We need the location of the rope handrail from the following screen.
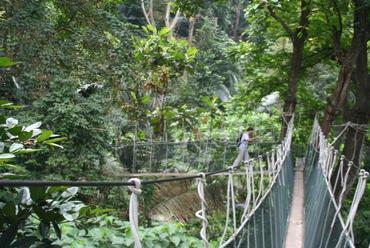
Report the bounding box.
[305,117,369,248]
[0,169,234,187]
[114,140,279,148]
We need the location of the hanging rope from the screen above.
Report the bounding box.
[328,149,338,181]
[195,173,209,248]
[240,160,253,223]
[345,170,369,242]
[331,162,352,228]
[330,122,350,146]
[255,155,264,203]
[132,123,138,172]
[335,170,369,247]
[128,178,142,248]
[149,130,153,171]
[219,166,238,247]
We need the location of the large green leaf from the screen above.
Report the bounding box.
[30,187,46,203]
[18,131,33,141]
[9,143,24,153]
[24,122,42,132]
[0,57,15,68]
[2,202,16,218]
[0,154,16,161]
[36,130,53,142]
[14,148,42,154]
[43,137,67,144]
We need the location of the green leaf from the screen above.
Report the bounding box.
[7,125,22,136]
[36,130,53,142]
[2,202,16,217]
[43,137,66,144]
[9,143,24,153]
[24,122,42,132]
[14,148,42,154]
[170,235,181,246]
[18,131,33,141]
[0,115,5,124]
[30,187,46,203]
[130,91,137,102]
[112,236,125,245]
[0,57,15,68]
[186,47,198,58]
[159,27,170,37]
[61,187,78,198]
[145,24,157,34]
[0,154,16,161]
[141,95,152,105]
[45,143,64,149]
[46,186,67,195]
[0,100,12,106]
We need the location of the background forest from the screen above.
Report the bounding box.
[0,0,369,247]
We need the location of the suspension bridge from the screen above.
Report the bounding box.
[0,117,368,248]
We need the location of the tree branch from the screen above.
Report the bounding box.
[169,10,180,30]
[149,0,156,27]
[140,0,152,25]
[165,1,171,28]
[330,0,343,59]
[266,5,294,40]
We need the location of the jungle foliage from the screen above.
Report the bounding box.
[0,0,369,247]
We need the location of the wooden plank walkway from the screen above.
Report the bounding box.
[285,159,304,248]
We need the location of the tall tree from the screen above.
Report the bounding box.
[341,2,369,197]
[264,0,311,138]
[321,0,369,135]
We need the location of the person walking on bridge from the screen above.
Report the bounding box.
[233,127,254,167]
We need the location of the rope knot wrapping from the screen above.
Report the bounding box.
[195,173,209,248]
[128,178,142,248]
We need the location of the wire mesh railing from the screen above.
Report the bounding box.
[304,118,369,248]
[223,152,294,248]
[115,140,277,173]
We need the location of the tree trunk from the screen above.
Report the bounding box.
[341,33,369,199]
[321,0,368,135]
[322,63,355,135]
[280,38,304,138]
[280,0,310,139]
[232,0,241,40]
[188,15,197,44]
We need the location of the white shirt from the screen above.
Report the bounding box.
[239,132,249,149]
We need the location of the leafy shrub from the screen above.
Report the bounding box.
[53,216,203,248]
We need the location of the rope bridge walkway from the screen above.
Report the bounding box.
[0,117,368,248]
